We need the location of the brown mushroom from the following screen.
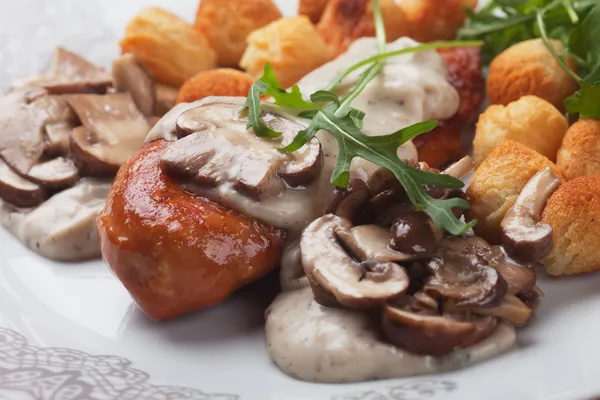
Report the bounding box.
[473,293,533,327]
[335,224,423,263]
[44,122,74,156]
[423,247,508,310]
[442,156,476,180]
[500,166,561,263]
[382,296,497,356]
[301,214,410,310]
[66,93,150,176]
[389,210,443,255]
[112,53,156,117]
[325,178,371,220]
[161,103,321,199]
[0,158,45,207]
[155,84,179,116]
[478,246,537,296]
[26,157,79,190]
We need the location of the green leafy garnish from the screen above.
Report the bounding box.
[242,0,476,234]
[460,0,600,119]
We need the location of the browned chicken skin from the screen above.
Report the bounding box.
[97,140,286,321]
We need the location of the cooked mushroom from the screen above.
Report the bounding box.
[335,224,422,263]
[382,296,497,356]
[442,156,475,180]
[66,93,150,176]
[45,122,74,156]
[26,157,79,190]
[30,95,77,157]
[301,214,410,310]
[500,167,561,263]
[112,54,156,117]
[325,178,370,220]
[42,47,113,95]
[473,294,533,327]
[155,84,179,116]
[478,246,536,295]
[161,103,322,199]
[0,91,47,174]
[441,235,491,252]
[0,158,45,207]
[423,247,508,310]
[390,210,443,255]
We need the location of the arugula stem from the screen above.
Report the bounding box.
[335,63,382,118]
[562,0,579,24]
[536,11,583,84]
[372,0,386,55]
[326,41,484,90]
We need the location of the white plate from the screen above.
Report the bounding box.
[2,1,600,399]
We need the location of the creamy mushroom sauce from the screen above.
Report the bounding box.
[1,179,111,260]
[150,38,515,382]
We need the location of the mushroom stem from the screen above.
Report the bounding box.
[442,156,475,179]
[474,294,533,327]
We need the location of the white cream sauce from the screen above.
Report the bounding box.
[266,288,516,383]
[0,179,110,261]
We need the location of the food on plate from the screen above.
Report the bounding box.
[467,140,562,244]
[241,16,333,88]
[472,96,569,165]
[317,0,407,56]
[401,0,477,43]
[557,119,600,181]
[120,7,216,87]
[0,48,153,260]
[177,69,254,104]
[194,0,281,67]
[97,139,285,321]
[299,0,329,23]
[155,84,179,116]
[486,39,578,111]
[542,175,600,276]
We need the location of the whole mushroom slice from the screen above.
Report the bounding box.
[473,293,533,327]
[162,103,322,200]
[112,54,156,117]
[382,296,497,356]
[335,224,424,263]
[500,167,561,263]
[66,93,150,177]
[424,248,508,310]
[26,157,79,190]
[301,214,410,310]
[0,158,45,207]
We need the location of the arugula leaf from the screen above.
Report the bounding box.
[244,75,282,138]
[259,63,314,109]
[565,82,600,118]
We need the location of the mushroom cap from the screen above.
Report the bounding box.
[542,175,600,276]
[382,296,497,356]
[325,178,371,220]
[0,158,45,208]
[466,140,562,244]
[301,214,410,310]
[500,167,561,263]
[26,157,79,190]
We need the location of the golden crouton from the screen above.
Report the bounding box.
[557,119,600,181]
[241,16,333,88]
[466,140,563,244]
[177,69,254,104]
[487,39,578,110]
[542,175,600,276]
[120,7,216,87]
[317,0,408,56]
[401,0,477,42]
[472,96,569,165]
[194,0,282,67]
[299,0,330,23]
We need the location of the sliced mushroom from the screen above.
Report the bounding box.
[441,235,491,252]
[473,294,533,327]
[112,53,156,117]
[45,122,74,156]
[442,156,475,179]
[0,91,47,174]
[301,214,410,310]
[325,178,370,220]
[162,103,321,200]
[26,157,79,190]
[0,158,45,207]
[500,167,561,263]
[66,93,150,176]
[423,247,508,310]
[389,210,443,255]
[478,246,537,295]
[42,47,113,95]
[155,84,179,116]
[336,224,422,263]
[29,95,77,157]
[382,296,497,356]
